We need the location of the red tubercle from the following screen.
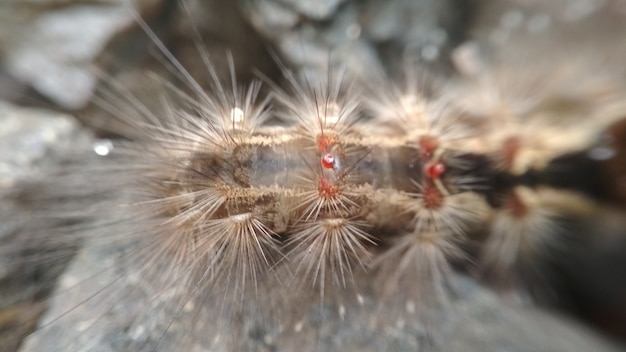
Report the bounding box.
[316,134,339,154]
[425,162,446,180]
[321,153,336,169]
[505,190,528,218]
[502,136,521,171]
[418,135,439,160]
[422,181,443,209]
[318,177,340,199]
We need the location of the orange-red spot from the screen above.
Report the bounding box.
[502,136,521,170]
[423,181,443,209]
[321,153,335,169]
[418,135,439,160]
[506,191,528,218]
[425,162,445,179]
[316,134,338,154]
[318,177,340,199]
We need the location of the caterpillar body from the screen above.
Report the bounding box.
[8,64,622,351]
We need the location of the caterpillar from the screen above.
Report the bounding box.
[3,1,626,351]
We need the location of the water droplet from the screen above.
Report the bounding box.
[231,107,245,125]
[93,139,113,156]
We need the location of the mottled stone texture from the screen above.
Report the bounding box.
[0,101,91,352]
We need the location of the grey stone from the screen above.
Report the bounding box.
[0,0,159,109]
[241,0,462,82]
[20,242,620,352]
[276,0,346,20]
[0,100,92,352]
[0,101,84,187]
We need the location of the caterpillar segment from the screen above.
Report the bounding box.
[11,70,622,351]
[138,82,502,301]
[445,42,626,293]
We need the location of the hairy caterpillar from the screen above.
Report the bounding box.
[3,1,626,351]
